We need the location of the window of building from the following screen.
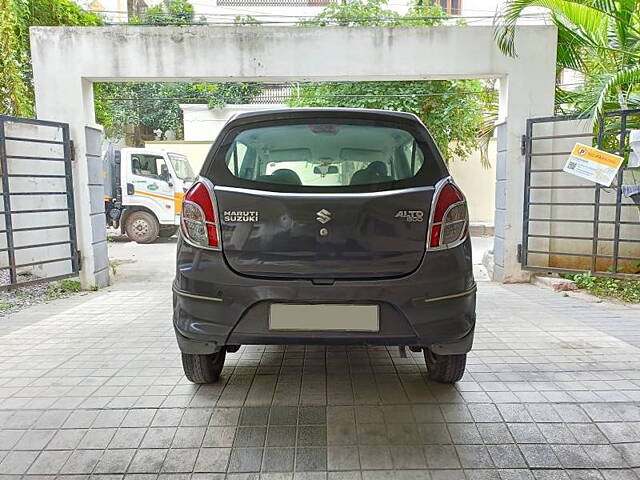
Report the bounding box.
[434,0,461,15]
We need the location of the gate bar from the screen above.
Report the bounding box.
[0,120,17,284]
[62,123,79,274]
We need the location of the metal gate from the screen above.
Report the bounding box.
[521,109,640,279]
[0,116,79,288]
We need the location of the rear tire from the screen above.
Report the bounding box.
[181,350,226,384]
[159,226,179,238]
[424,349,466,383]
[125,211,160,244]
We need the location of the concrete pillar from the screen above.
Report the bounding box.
[493,122,509,281]
[85,126,109,287]
[493,62,556,282]
[32,77,108,288]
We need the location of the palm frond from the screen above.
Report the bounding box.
[595,65,640,117]
[579,66,640,119]
[495,0,609,56]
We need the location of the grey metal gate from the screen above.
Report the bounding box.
[0,116,79,288]
[521,109,640,279]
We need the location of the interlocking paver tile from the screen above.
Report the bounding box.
[327,446,359,471]
[508,424,547,444]
[234,426,267,447]
[389,445,426,469]
[141,427,177,448]
[519,444,562,468]
[60,449,103,474]
[127,448,167,473]
[93,449,136,474]
[262,447,295,472]
[13,429,55,450]
[180,408,213,427]
[239,407,269,426]
[423,445,460,469]
[0,450,39,474]
[78,428,117,449]
[108,427,147,449]
[27,449,72,474]
[448,422,483,444]
[161,448,199,472]
[228,447,263,472]
[358,445,392,470]
[171,426,206,448]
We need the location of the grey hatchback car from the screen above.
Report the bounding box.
[173,108,476,384]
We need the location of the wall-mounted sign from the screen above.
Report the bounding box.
[563,143,624,187]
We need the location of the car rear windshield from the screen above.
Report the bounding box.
[223,123,426,187]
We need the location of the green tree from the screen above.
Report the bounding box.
[494,0,640,118]
[292,0,494,162]
[300,0,446,27]
[132,0,195,24]
[288,81,488,162]
[0,0,101,116]
[95,82,262,144]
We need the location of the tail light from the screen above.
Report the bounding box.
[181,181,220,249]
[428,180,468,249]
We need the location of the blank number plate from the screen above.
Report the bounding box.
[269,304,379,332]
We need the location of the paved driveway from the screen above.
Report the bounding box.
[0,238,639,479]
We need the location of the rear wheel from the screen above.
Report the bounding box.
[424,349,466,383]
[181,350,226,384]
[159,226,179,238]
[125,211,159,244]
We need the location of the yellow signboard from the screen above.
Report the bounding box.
[563,143,624,186]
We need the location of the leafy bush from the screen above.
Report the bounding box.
[45,278,82,300]
[568,272,640,303]
[1,0,102,116]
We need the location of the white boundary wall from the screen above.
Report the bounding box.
[30,25,557,286]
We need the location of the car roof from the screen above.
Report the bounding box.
[226,107,421,125]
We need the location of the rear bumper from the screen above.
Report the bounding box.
[173,236,476,353]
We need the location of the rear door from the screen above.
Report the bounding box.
[205,114,447,280]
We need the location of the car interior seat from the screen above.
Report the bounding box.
[350,161,394,185]
[256,168,303,185]
[271,169,302,185]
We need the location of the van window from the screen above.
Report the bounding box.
[223,124,425,187]
[168,153,196,181]
[131,154,168,181]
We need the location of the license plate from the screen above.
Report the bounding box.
[269,304,379,332]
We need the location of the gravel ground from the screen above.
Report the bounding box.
[0,272,84,316]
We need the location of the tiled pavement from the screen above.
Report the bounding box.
[1,244,640,479]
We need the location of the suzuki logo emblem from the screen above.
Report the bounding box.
[316,209,332,224]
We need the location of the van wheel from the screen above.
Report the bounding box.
[159,226,179,238]
[125,211,159,244]
[181,351,226,384]
[424,349,466,383]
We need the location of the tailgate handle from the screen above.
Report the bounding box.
[312,278,335,286]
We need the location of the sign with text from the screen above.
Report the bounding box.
[563,143,624,187]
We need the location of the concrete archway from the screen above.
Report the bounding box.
[30,25,557,287]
